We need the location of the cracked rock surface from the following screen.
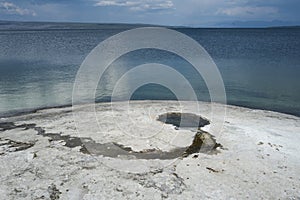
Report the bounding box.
[0,101,300,199]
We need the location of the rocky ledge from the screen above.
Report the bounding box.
[0,101,299,199]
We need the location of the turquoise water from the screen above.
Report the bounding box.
[0,23,299,116]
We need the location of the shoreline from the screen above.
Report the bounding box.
[1,99,299,119]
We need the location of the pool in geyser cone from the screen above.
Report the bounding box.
[0,111,219,159]
[0,23,299,117]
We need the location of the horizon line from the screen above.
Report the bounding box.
[0,19,299,29]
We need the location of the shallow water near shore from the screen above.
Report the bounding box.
[0,23,300,116]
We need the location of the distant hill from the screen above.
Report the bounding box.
[0,20,163,31]
[0,20,299,30]
[215,20,300,28]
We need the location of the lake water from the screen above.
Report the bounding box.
[0,23,299,117]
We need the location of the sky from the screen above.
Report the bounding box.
[0,0,299,27]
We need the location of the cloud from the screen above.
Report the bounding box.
[0,2,36,16]
[0,0,298,27]
[94,0,174,11]
[216,6,278,18]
